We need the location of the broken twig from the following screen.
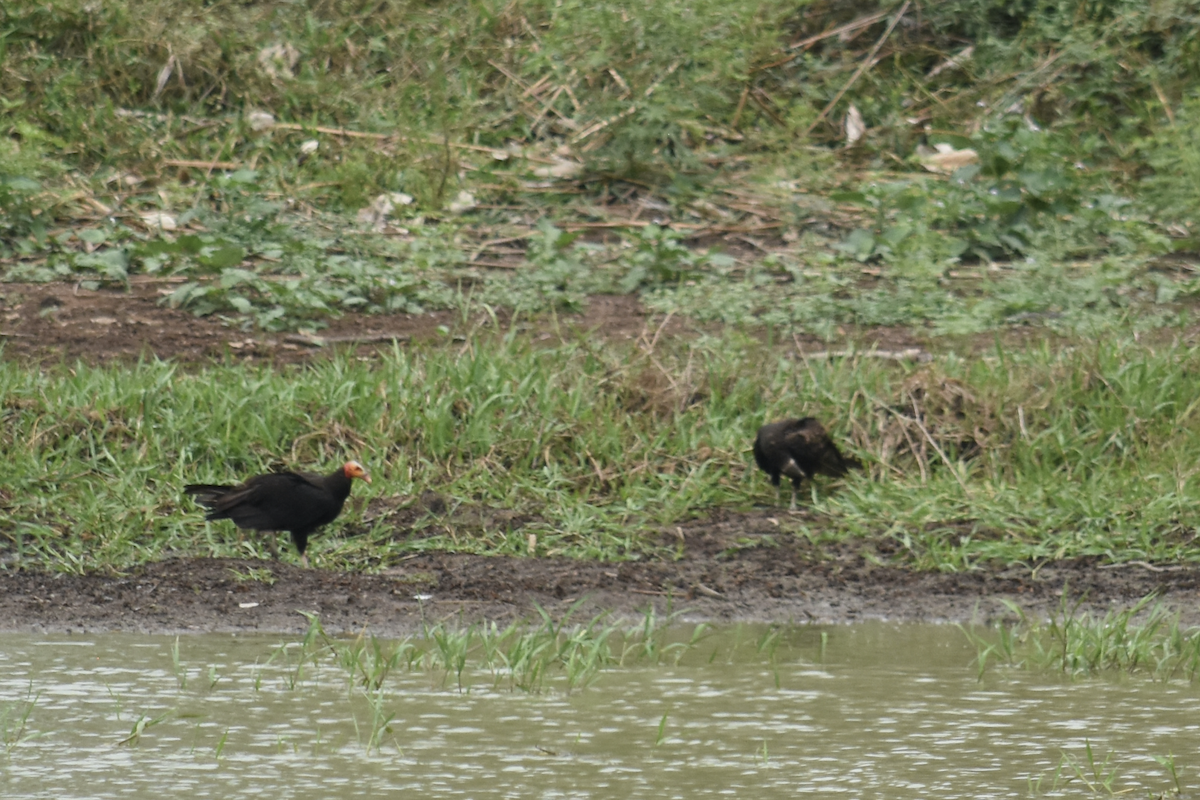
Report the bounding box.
[804,0,912,138]
[283,332,412,348]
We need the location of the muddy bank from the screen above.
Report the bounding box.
[2,511,1197,636]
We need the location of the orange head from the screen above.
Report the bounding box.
[343,461,372,484]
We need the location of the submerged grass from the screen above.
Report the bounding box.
[277,602,708,697]
[0,684,41,754]
[235,604,712,752]
[964,592,1200,682]
[3,330,1200,572]
[1027,739,1185,798]
[3,618,1193,794]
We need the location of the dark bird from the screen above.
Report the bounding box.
[185,461,371,567]
[753,418,860,510]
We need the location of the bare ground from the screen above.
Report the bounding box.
[0,279,925,363]
[2,510,1198,636]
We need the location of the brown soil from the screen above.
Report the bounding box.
[0,281,698,363]
[2,510,1197,636]
[0,280,926,363]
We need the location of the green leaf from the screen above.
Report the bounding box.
[200,246,247,269]
[228,169,258,185]
[78,229,108,245]
[165,281,202,308]
[829,191,868,205]
[137,240,184,256]
[219,268,257,288]
[176,235,205,254]
[834,228,876,261]
[2,177,40,192]
[951,164,981,183]
[880,223,913,248]
[945,237,969,258]
[141,254,169,273]
[73,249,129,280]
[1018,169,1065,197]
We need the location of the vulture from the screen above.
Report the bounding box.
[185,461,371,567]
[753,418,860,509]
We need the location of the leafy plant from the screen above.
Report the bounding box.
[834,124,1171,266]
[1138,94,1200,234]
[483,221,608,312]
[619,224,734,292]
[161,237,453,331]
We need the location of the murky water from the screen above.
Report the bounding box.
[0,623,1196,798]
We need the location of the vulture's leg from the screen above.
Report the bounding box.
[259,531,280,560]
[789,475,805,511]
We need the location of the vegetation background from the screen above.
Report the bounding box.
[4,0,1200,573]
[3,0,1200,332]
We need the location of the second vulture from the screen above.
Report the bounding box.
[753,418,860,509]
[185,461,371,567]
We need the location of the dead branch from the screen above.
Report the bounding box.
[571,105,639,144]
[269,121,556,163]
[905,391,972,496]
[789,9,892,51]
[162,158,242,170]
[283,332,412,348]
[804,0,912,138]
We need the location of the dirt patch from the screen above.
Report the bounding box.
[0,281,694,364]
[2,510,1197,636]
[0,278,453,364]
[0,280,927,364]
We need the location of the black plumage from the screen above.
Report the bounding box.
[185,461,370,567]
[753,418,859,509]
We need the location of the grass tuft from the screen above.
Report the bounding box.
[964,591,1200,681]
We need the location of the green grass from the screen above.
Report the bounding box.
[240,605,713,752]
[0,685,41,753]
[3,0,1200,335]
[965,592,1200,681]
[3,330,1200,573]
[282,602,705,698]
[1028,739,1182,797]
